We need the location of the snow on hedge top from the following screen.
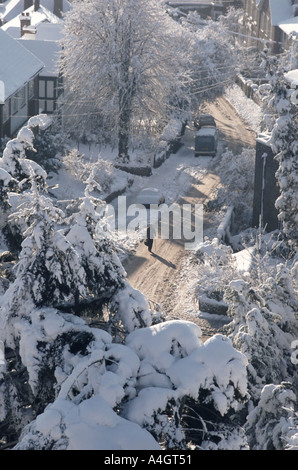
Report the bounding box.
[0,28,43,100]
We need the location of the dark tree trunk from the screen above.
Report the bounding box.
[117,26,134,163]
[118,111,130,163]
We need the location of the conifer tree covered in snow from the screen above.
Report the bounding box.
[245,382,298,450]
[0,122,48,252]
[60,0,190,161]
[0,126,46,191]
[0,121,254,450]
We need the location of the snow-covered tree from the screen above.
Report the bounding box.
[224,260,298,402]
[109,281,160,341]
[260,51,298,249]
[0,126,46,190]
[178,12,241,109]
[0,169,17,219]
[7,191,87,310]
[11,321,249,450]
[64,193,126,309]
[245,382,298,450]
[61,0,190,161]
[0,125,48,252]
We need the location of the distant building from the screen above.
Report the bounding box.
[166,0,242,20]
[1,0,66,116]
[242,0,298,54]
[1,1,64,39]
[17,23,64,114]
[0,0,70,25]
[0,28,43,140]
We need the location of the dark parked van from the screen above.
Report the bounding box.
[194,113,216,130]
[195,126,218,157]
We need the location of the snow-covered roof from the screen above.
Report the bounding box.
[259,0,298,37]
[269,0,293,26]
[278,16,298,36]
[17,38,60,76]
[0,28,44,100]
[0,0,71,23]
[35,21,64,41]
[0,0,23,24]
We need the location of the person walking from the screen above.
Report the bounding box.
[145,225,155,253]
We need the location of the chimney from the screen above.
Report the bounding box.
[24,0,33,10]
[34,0,40,11]
[23,24,37,37]
[20,12,31,37]
[53,0,63,18]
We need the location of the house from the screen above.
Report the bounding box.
[17,23,64,114]
[17,37,62,114]
[166,0,242,20]
[243,0,298,53]
[0,0,70,26]
[1,0,66,115]
[1,1,64,39]
[0,27,44,140]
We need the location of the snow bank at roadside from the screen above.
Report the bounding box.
[225,84,262,133]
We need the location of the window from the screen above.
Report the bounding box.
[47,81,54,98]
[39,80,56,99]
[2,100,9,122]
[46,100,54,112]
[39,80,46,98]
[39,99,46,112]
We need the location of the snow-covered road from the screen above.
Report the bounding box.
[123,96,257,340]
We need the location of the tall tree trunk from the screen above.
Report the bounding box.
[118,107,130,163]
[117,25,133,163]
